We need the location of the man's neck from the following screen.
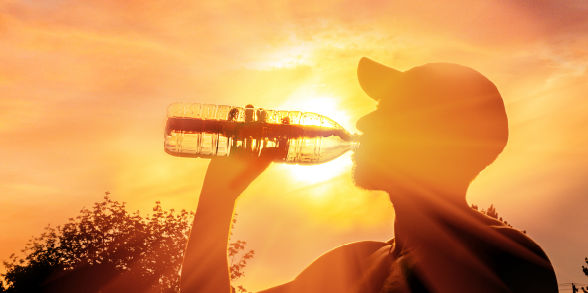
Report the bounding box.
[388,185,473,249]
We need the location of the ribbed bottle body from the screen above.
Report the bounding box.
[164,103,357,165]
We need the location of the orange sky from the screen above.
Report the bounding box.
[1,0,587,290]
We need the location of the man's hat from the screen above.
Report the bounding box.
[357,57,509,150]
[357,57,404,101]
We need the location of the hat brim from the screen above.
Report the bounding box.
[357,57,403,101]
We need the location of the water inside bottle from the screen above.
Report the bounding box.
[164,103,357,164]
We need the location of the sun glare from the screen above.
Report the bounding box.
[277,89,355,188]
[280,152,353,185]
[279,88,353,131]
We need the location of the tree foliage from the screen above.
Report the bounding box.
[1,195,254,293]
[470,203,524,232]
[574,257,588,293]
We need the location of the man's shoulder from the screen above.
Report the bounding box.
[469,212,548,260]
[258,240,392,293]
[334,240,392,255]
[290,240,391,292]
[490,223,549,263]
[299,240,390,274]
[490,224,546,258]
[484,224,558,292]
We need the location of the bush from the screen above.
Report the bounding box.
[1,194,253,292]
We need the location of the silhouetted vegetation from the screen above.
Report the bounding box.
[583,257,588,277]
[573,257,588,293]
[0,194,253,293]
[470,203,525,233]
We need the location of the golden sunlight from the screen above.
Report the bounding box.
[281,152,353,186]
[280,87,353,131]
[246,43,313,69]
[277,88,356,187]
[3,1,587,291]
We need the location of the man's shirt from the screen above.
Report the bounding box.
[259,211,558,293]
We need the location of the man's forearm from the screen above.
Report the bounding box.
[180,191,236,292]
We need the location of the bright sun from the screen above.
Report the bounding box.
[278,89,355,186]
[279,88,353,130]
[281,152,353,185]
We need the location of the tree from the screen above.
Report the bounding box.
[584,257,588,277]
[575,257,588,293]
[1,194,254,293]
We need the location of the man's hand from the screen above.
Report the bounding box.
[202,148,275,201]
[202,147,279,201]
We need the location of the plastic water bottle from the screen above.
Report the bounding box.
[163,103,359,164]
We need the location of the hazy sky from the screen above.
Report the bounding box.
[1,0,587,291]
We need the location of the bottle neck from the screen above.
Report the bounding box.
[350,141,360,152]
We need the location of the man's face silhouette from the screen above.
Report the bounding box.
[352,58,508,196]
[352,100,402,192]
[352,95,446,193]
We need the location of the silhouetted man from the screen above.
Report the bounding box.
[180,58,558,292]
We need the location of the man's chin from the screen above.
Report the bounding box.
[352,163,381,191]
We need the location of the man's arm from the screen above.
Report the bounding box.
[179,184,236,292]
[180,152,273,292]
